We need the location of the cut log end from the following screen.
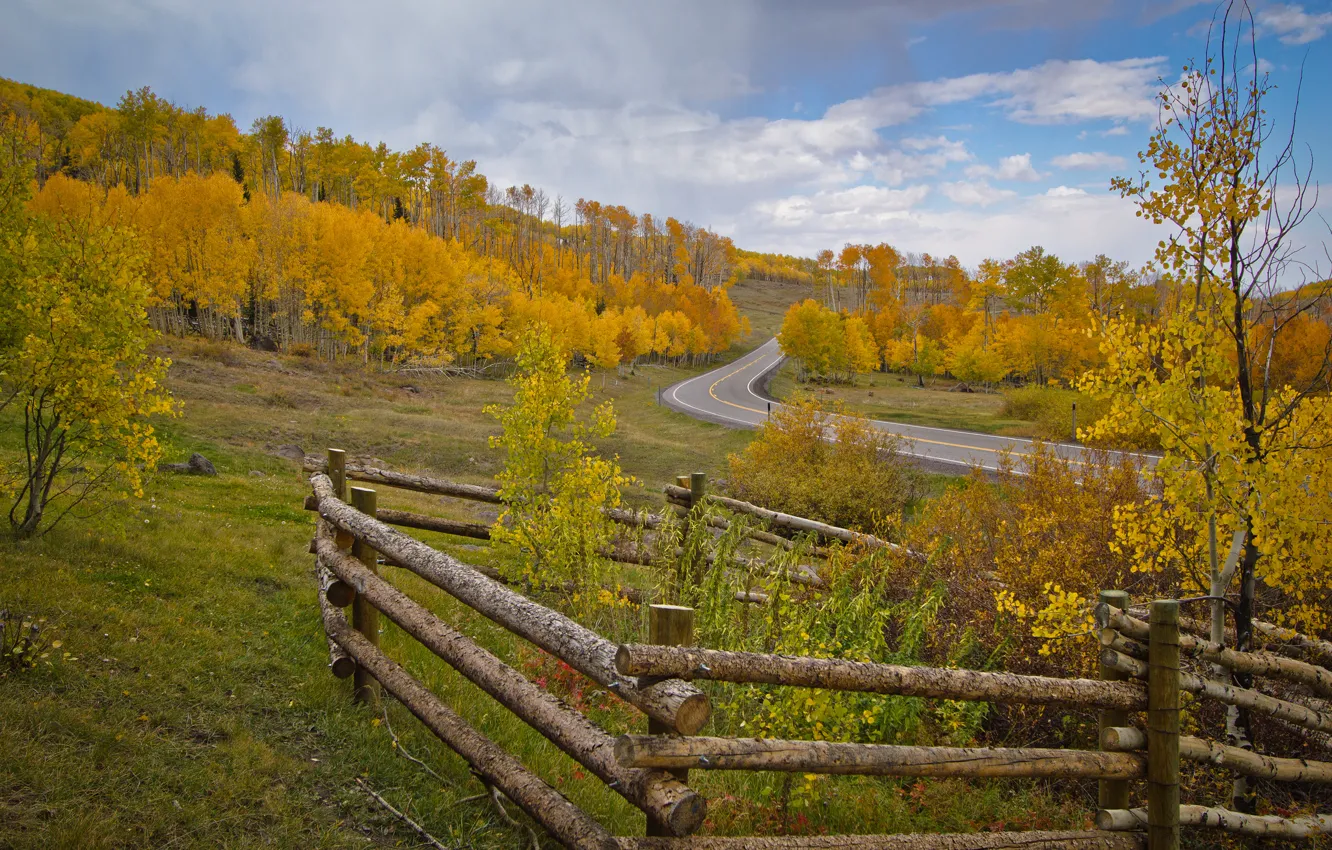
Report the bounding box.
[329,655,357,679]
[674,693,711,736]
[326,580,356,608]
[660,792,707,837]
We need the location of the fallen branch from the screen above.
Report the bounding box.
[355,777,454,850]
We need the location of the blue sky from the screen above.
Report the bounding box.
[3,0,1329,272]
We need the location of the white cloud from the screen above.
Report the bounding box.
[939,180,1017,206]
[966,153,1043,182]
[1257,4,1332,44]
[741,187,1162,267]
[752,184,932,230]
[1052,151,1127,170]
[1045,186,1088,197]
[830,57,1165,132]
[1102,125,1131,136]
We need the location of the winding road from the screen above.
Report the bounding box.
[662,337,1155,474]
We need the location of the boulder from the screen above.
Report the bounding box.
[160,453,218,476]
[275,444,305,463]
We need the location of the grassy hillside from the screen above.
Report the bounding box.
[0,320,1082,847]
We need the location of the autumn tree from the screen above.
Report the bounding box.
[485,327,631,589]
[0,166,175,539]
[1088,2,1331,808]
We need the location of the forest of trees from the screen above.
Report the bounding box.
[0,78,747,370]
[778,241,1330,391]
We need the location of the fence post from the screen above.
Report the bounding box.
[647,604,695,837]
[689,472,707,513]
[1097,590,1131,812]
[1147,599,1180,850]
[328,448,353,548]
[351,486,381,706]
[1071,402,1078,442]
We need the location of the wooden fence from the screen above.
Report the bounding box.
[304,450,1332,849]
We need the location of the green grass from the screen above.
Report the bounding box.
[727,277,814,341]
[767,361,1042,437]
[0,332,1086,847]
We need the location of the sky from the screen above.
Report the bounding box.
[3,0,1330,272]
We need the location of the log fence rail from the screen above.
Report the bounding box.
[305,449,1332,849]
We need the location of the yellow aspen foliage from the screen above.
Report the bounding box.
[2,170,176,538]
[485,327,632,588]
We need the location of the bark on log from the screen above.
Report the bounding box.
[1105,609,1332,697]
[317,541,704,835]
[664,485,922,560]
[305,457,669,536]
[316,563,356,678]
[1102,725,1332,784]
[618,832,1144,849]
[1252,619,1332,669]
[615,645,1146,711]
[312,475,710,734]
[613,735,1144,779]
[1101,648,1332,734]
[1097,805,1332,838]
[304,457,504,504]
[376,508,493,541]
[319,554,356,607]
[317,598,618,850]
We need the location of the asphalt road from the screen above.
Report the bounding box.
[662,337,1155,474]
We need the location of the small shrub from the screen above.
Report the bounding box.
[1,609,55,676]
[999,386,1109,443]
[287,342,315,358]
[727,395,922,534]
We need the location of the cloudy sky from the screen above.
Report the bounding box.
[4,0,1330,269]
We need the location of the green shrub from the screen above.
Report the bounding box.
[999,386,1107,442]
[727,396,922,534]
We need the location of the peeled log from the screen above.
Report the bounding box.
[619,832,1144,849]
[1104,609,1332,697]
[1101,725,1332,784]
[304,457,503,504]
[317,599,618,850]
[664,485,921,560]
[616,644,1146,711]
[1098,805,1332,838]
[318,541,704,835]
[1101,648,1332,734]
[614,735,1144,779]
[312,474,709,734]
[316,564,356,678]
[375,507,492,541]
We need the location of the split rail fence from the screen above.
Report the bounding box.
[304,449,1332,849]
